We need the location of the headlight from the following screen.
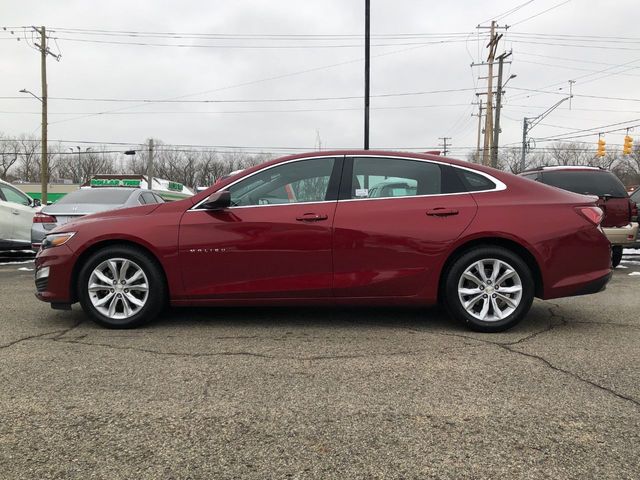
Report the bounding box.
[42,232,76,250]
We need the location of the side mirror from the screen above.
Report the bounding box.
[201,191,231,210]
[32,198,42,207]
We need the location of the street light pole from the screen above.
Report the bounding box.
[520,96,571,172]
[39,26,48,205]
[364,0,370,150]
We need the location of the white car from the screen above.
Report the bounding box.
[0,179,38,250]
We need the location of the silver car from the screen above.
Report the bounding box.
[31,188,164,248]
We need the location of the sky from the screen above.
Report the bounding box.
[1,0,639,159]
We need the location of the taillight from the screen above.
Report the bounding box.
[630,200,638,220]
[33,212,57,223]
[576,206,603,226]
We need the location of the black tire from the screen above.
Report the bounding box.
[443,246,535,333]
[77,245,166,328]
[611,246,623,268]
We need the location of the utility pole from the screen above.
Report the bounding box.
[147,139,154,192]
[438,137,451,156]
[39,26,48,205]
[472,100,484,162]
[473,21,508,166]
[483,21,497,166]
[520,118,529,173]
[364,0,370,150]
[491,51,513,168]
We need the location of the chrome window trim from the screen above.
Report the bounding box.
[188,154,507,212]
[345,154,507,198]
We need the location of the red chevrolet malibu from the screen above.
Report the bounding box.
[35,151,611,332]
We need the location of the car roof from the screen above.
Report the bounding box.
[522,165,605,173]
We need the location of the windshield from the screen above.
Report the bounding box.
[542,171,628,198]
[631,189,640,203]
[55,188,135,205]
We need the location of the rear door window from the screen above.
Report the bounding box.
[349,157,442,199]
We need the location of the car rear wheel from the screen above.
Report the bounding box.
[444,246,534,332]
[611,246,623,268]
[77,245,166,328]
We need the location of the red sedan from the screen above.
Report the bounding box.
[35,151,611,332]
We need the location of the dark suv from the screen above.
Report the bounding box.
[520,166,638,267]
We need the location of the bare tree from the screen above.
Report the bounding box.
[0,134,19,180]
[56,147,114,183]
[15,135,41,182]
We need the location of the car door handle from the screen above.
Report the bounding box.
[11,210,20,215]
[296,213,328,222]
[426,208,459,217]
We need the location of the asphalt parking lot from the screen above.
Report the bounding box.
[1,251,639,479]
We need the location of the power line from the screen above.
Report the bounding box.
[509,0,572,27]
[48,36,471,49]
[0,102,473,115]
[4,87,479,105]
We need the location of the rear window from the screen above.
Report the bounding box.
[56,188,135,205]
[457,169,496,191]
[541,171,628,198]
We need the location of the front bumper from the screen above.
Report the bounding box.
[603,222,638,246]
[34,244,76,304]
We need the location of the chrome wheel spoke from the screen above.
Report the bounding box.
[94,291,114,307]
[459,287,482,296]
[478,297,490,319]
[107,295,119,317]
[107,261,119,281]
[491,297,504,319]
[121,296,131,317]
[464,293,484,310]
[497,285,521,294]
[127,283,148,292]
[475,261,489,283]
[496,293,517,309]
[119,260,131,282]
[126,269,144,285]
[125,292,145,307]
[88,283,108,293]
[93,270,113,286]
[496,269,516,286]
[462,271,483,287]
[490,259,501,282]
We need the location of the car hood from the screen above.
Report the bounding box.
[50,203,161,233]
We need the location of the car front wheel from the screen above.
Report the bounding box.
[444,246,534,332]
[77,245,166,328]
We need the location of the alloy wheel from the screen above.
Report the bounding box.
[457,258,523,322]
[88,258,149,320]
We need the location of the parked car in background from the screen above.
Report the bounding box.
[519,166,638,267]
[35,151,612,333]
[31,187,164,249]
[0,178,39,250]
[629,188,640,249]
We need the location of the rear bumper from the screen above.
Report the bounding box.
[572,271,612,297]
[603,222,638,246]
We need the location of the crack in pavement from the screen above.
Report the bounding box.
[0,318,84,351]
[432,306,640,409]
[49,336,480,361]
